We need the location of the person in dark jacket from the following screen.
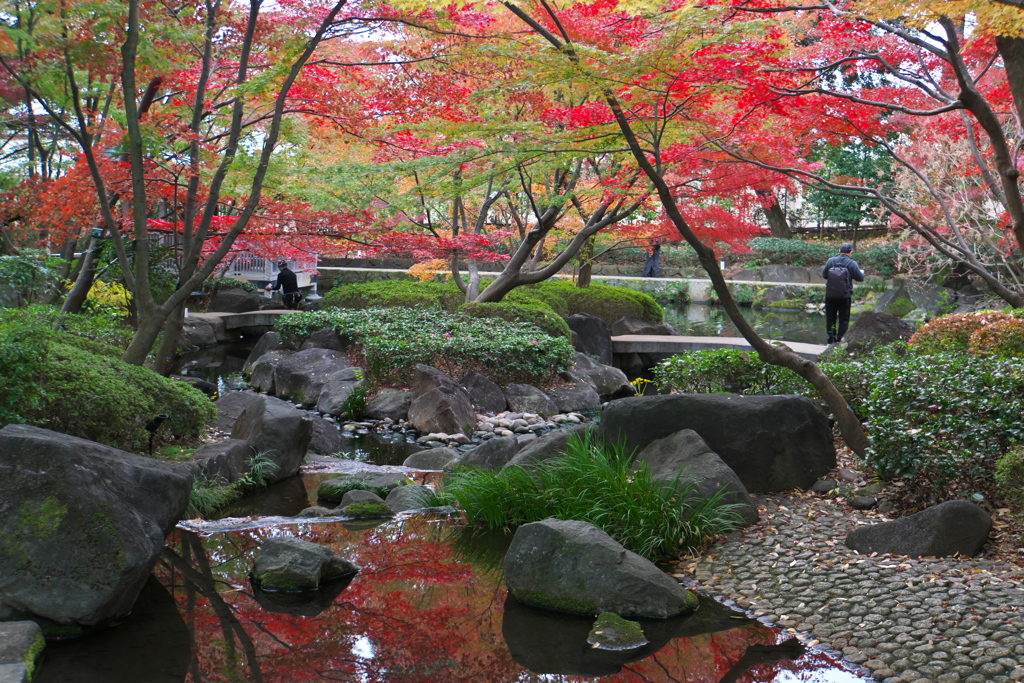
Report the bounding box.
[821,243,865,344]
[642,240,661,277]
[265,261,301,309]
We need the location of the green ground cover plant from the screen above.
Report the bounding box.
[652,337,1024,499]
[317,477,397,502]
[275,306,574,385]
[0,307,214,451]
[432,432,742,559]
[187,453,278,518]
[322,279,663,327]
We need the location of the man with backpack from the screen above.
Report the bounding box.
[265,260,302,309]
[821,243,865,344]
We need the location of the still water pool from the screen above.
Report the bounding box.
[38,472,867,683]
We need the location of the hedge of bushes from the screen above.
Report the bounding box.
[652,308,1024,503]
[275,306,575,385]
[747,237,901,277]
[0,307,215,452]
[322,279,663,328]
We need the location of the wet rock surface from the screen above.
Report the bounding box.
[689,494,1024,683]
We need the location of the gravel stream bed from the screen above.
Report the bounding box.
[683,494,1024,683]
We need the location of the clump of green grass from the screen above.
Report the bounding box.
[433,433,742,559]
[186,452,278,518]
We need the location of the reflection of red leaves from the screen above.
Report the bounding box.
[158,517,854,683]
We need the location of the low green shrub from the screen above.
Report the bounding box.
[434,432,743,558]
[275,307,574,385]
[652,349,798,395]
[748,238,900,277]
[967,317,1024,358]
[0,307,214,450]
[30,342,216,451]
[908,310,1013,354]
[201,277,259,294]
[995,445,1024,511]
[323,280,464,311]
[0,314,48,424]
[594,277,691,304]
[510,281,662,324]
[652,344,1024,495]
[458,300,571,340]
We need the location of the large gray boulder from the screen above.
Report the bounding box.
[403,447,460,470]
[339,489,386,508]
[634,430,757,526]
[410,364,461,397]
[759,265,810,284]
[208,287,264,313]
[308,418,345,456]
[0,621,44,683]
[243,331,296,375]
[385,484,433,512]
[231,396,313,483]
[454,436,521,471]
[364,389,412,421]
[460,372,507,414]
[191,439,253,485]
[407,384,476,435]
[214,390,261,432]
[566,313,613,365]
[546,381,601,414]
[841,311,914,357]
[600,394,834,493]
[299,328,349,352]
[251,536,359,592]
[247,350,293,394]
[569,353,632,400]
[0,425,192,635]
[178,319,217,352]
[503,519,698,618]
[845,500,992,558]
[504,384,557,417]
[610,317,677,337]
[274,348,352,407]
[315,368,364,416]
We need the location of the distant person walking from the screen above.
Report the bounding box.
[642,240,661,278]
[821,243,865,344]
[265,261,302,309]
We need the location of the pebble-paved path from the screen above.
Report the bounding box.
[686,495,1024,683]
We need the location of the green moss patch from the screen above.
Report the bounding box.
[341,502,394,518]
[587,612,649,651]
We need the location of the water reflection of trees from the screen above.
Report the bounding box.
[155,517,855,682]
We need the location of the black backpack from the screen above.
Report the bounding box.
[825,263,852,298]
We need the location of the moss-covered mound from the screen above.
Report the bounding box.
[0,307,214,452]
[321,279,662,328]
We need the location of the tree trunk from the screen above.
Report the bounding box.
[755,189,793,239]
[154,302,185,376]
[121,305,166,366]
[60,240,100,314]
[576,236,594,287]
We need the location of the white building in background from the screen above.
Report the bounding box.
[224,253,319,295]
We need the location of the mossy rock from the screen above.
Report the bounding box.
[883,296,915,318]
[341,501,394,518]
[587,612,649,651]
[316,477,391,502]
[764,298,808,310]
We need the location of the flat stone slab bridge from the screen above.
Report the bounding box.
[188,310,827,361]
[612,335,827,361]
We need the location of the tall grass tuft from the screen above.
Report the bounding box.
[435,432,743,559]
[186,452,278,519]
